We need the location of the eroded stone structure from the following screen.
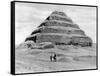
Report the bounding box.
[25,11,92,47]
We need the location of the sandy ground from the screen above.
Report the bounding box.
[15,45,97,74]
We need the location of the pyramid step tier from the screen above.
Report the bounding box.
[31,27,85,36]
[50,14,72,20]
[39,20,79,29]
[25,34,92,46]
[39,26,80,30]
[46,15,73,23]
[29,33,86,38]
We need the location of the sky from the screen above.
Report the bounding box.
[15,2,97,45]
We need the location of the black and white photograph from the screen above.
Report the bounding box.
[11,1,98,75]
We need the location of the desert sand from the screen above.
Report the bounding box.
[15,44,96,74]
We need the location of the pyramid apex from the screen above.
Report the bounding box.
[51,11,66,16]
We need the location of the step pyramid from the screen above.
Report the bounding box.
[25,11,92,47]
